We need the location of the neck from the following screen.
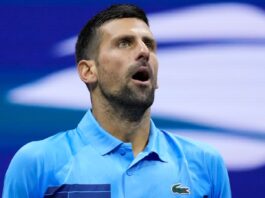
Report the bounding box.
[91,97,151,157]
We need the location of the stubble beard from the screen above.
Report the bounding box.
[98,82,155,122]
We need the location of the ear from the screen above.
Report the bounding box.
[77,60,97,84]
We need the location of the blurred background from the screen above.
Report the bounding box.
[1,0,265,197]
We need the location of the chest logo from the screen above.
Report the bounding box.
[171,183,190,195]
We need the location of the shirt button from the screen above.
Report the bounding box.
[126,170,133,176]
[119,149,126,156]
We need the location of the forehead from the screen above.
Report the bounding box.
[99,18,154,40]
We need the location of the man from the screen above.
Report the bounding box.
[3,4,231,198]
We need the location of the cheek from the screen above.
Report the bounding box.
[98,50,126,71]
[97,53,126,86]
[151,55,159,76]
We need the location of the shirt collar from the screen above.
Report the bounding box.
[77,110,122,155]
[77,110,169,162]
[143,120,169,163]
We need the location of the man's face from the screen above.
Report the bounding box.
[94,18,158,110]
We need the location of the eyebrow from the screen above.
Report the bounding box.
[112,35,157,47]
[112,35,134,42]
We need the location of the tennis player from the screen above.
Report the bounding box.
[3,4,231,198]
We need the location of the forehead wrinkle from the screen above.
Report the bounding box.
[100,18,152,37]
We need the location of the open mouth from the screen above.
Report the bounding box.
[132,68,150,82]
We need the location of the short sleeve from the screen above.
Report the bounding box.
[3,142,42,198]
[207,150,232,198]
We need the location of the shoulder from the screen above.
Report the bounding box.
[159,131,231,197]
[5,129,79,180]
[17,130,74,159]
[3,129,78,197]
[3,131,75,197]
[160,130,229,182]
[160,130,224,163]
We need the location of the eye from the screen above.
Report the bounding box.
[144,39,156,51]
[118,38,132,48]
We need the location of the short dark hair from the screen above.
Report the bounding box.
[75,4,149,63]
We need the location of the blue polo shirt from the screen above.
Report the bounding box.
[3,110,231,198]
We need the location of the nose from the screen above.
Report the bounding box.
[136,40,150,62]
